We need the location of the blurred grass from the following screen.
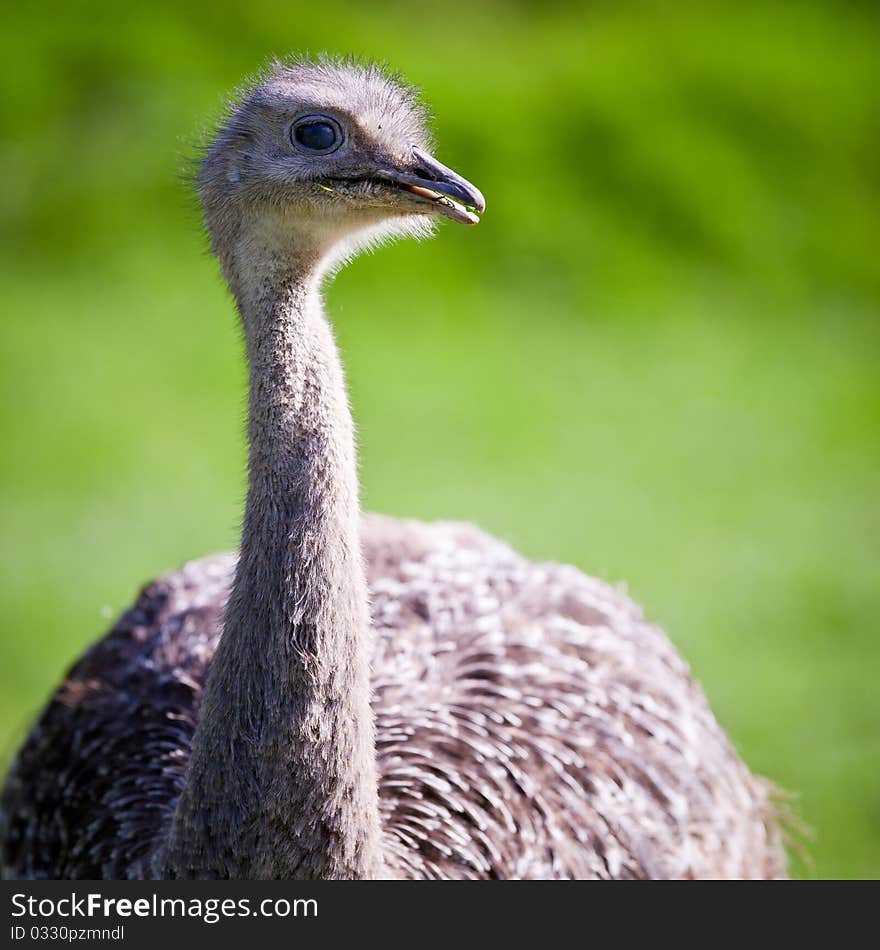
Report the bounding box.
[1,0,878,878]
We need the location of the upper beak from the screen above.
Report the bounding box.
[377,146,486,225]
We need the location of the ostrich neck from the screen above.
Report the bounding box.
[163,241,385,879]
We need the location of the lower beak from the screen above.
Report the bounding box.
[378,146,486,225]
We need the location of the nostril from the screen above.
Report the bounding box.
[411,146,446,182]
[410,152,438,182]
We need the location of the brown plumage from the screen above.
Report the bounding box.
[1,59,786,880]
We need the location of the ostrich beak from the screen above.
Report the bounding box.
[376,146,486,225]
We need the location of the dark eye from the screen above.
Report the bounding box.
[292,117,342,153]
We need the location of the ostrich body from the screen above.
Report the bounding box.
[1,60,786,880]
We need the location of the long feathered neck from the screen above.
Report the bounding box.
[163,225,385,879]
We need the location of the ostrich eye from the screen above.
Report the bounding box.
[292,117,342,153]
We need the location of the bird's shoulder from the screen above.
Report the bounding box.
[0,555,235,879]
[360,515,768,879]
[362,512,680,679]
[11,515,672,735]
[5,516,670,772]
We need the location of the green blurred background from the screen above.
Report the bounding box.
[1,0,878,878]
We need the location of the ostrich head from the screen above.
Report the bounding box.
[199,58,485,278]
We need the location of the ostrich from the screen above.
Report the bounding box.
[1,58,786,880]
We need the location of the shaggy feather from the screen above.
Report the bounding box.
[1,517,785,879]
